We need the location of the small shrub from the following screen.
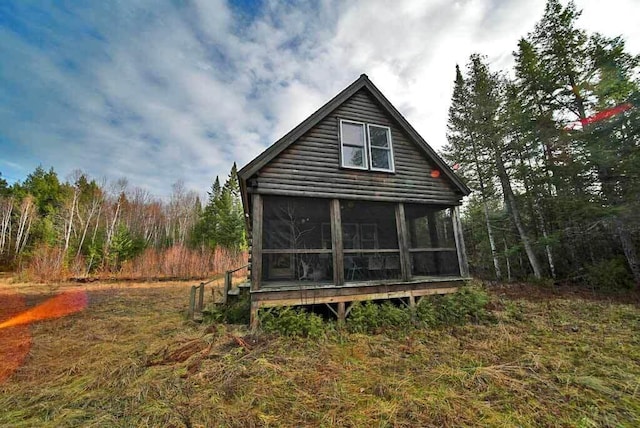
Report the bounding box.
[204,295,251,324]
[504,300,525,322]
[347,301,380,333]
[586,257,634,291]
[440,286,490,325]
[260,307,327,339]
[415,298,437,327]
[347,301,411,334]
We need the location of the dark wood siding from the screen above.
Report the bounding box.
[251,89,463,205]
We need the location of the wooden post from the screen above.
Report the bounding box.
[251,194,263,291]
[409,294,416,308]
[330,199,344,286]
[198,283,205,311]
[250,301,260,331]
[337,301,346,323]
[223,271,231,304]
[451,206,470,277]
[395,203,411,281]
[188,286,196,319]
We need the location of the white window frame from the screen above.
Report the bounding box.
[339,119,395,173]
[340,119,369,170]
[367,124,395,173]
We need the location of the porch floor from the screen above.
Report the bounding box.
[256,275,467,292]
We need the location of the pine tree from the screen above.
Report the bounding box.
[443,63,503,280]
[192,163,246,250]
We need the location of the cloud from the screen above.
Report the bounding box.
[0,0,639,197]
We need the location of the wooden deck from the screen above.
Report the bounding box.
[249,276,469,328]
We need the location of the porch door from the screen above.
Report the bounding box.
[267,219,294,279]
[268,253,295,279]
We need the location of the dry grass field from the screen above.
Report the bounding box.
[0,276,639,427]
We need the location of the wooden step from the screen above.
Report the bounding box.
[227,282,251,297]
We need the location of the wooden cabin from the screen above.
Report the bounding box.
[238,74,471,328]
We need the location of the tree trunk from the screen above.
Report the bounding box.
[495,152,543,279]
[536,208,556,278]
[504,238,512,281]
[470,138,502,280]
[14,198,34,258]
[0,198,13,256]
[482,198,502,280]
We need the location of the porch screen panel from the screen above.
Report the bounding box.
[340,200,400,281]
[405,204,460,277]
[261,196,333,284]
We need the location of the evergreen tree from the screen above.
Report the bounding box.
[192,163,246,250]
[443,63,503,280]
[0,172,8,196]
[215,163,246,250]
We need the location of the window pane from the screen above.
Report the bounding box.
[262,252,333,283]
[369,125,389,148]
[341,201,398,249]
[405,205,455,248]
[343,146,365,168]
[341,122,365,147]
[263,196,331,249]
[371,147,391,170]
[345,252,401,281]
[411,251,460,276]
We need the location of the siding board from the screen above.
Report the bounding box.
[251,88,463,204]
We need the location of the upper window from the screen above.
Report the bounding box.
[340,121,368,170]
[368,124,393,171]
[340,120,394,172]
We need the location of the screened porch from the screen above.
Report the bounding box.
[252,195,467,290]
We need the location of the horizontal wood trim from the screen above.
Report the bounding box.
[262,249,332,254]
[255,182,461,203]
[252,187,461,205]
[263,160,443,179]
[343,249,399,254]
[408,247,457,252]
[254,288,459,307]
[256,175,456,195]
[251,278,465,306]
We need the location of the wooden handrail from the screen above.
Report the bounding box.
[227,264,249,274]
[223,264,250,304]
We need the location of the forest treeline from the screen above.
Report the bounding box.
[443,0,639,289]
[0,164,246,281]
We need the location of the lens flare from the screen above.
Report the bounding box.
[0,294,31,383]
[0,291,88,330]
[0,290,88,383]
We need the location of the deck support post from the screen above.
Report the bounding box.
[395,203,411,281]
[330,199,344,286]
[451,206,469,277]
[337,301,346,323]
[409,294,416,308]
[250,301,260,331]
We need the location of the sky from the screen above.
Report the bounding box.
[1,0,639,198]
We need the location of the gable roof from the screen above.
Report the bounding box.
[239,74,471,201]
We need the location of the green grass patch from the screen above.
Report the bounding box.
[1,282,639,427]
